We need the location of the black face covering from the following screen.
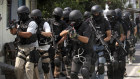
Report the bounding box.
[122,16,131,24]
[18,13,29,22]
[70,20,82,30]
[107,15,116,23]
[34,17,42,24]
[63,18,69,24]
[54,15,61,21]
[92,13,102,22]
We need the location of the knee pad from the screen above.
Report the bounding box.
[98,63,105,75]
[42,63,50,73]
[81,67,90,78]
[70,72,78,79]
[54,57,61,67]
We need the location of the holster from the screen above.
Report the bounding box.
[29,48,40,63]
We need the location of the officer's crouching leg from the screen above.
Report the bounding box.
[54,53,62,78]
[15,52,26,79]
[70,56,82,79]
[42,52,50,79]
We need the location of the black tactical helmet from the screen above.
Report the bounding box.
[64,7,72,12]
[106,10,116,17]
[69,10,83,21]
[106,10,116,22]
[53,7,63,17]
[17,6,30,14]
[63,10,70,19]
[31,9,42,18]
[91,5,102,15]
[115,8,122,18]
[122,12,130,20]
[84,11,91,19]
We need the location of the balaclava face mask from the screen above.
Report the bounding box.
[18,13,29,22]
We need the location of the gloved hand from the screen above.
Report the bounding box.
[68,28,79,39]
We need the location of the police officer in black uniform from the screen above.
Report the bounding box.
[49,7,67,78]
[115,8,128,77]
[10,6,38,79]
[90,5,111,79]
[60,10,94,79]
[106,10,126,79]
[122,12,137,65]
[115,8,128,37]
[31,9,52,79]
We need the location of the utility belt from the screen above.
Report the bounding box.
[17,47,40,63]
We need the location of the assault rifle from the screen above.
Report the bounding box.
[7,19,18,30]
[111,31,127,56]
[89,20,114,61]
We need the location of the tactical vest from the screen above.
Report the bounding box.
[110,22,121,37]
[18,19,37,45]
[93,18,107,44]
[51,20,66,43]
[72,22,93,55]
[37,21,51,46]
[53,20,64,36]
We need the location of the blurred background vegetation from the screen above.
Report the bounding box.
[37,0,127,18]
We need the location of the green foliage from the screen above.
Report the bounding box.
[37,0,127,18]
